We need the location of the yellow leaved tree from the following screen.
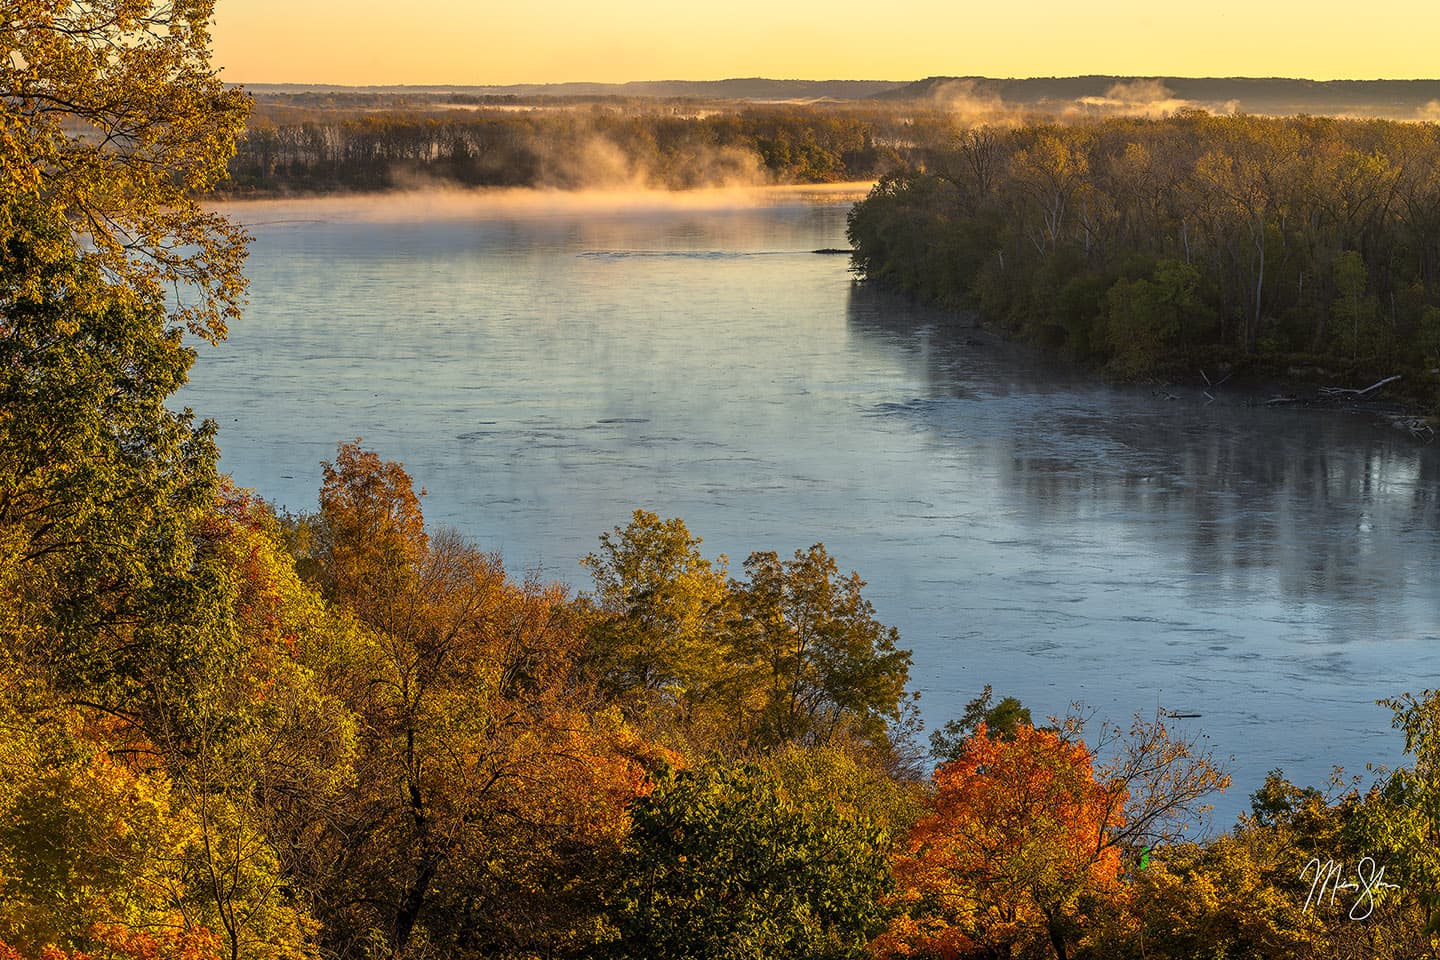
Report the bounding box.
[0,0,249,340]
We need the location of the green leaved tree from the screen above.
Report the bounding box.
[605,758,893,960]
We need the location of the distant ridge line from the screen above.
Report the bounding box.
[235,76,1440,118]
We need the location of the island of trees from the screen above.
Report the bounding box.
[8,2,1440,957]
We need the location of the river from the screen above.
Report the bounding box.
[182,186,1440,827]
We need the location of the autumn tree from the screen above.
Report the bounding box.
[875,723,1127,960]
[0,712,199,956]
[315,440,428,625]
[581,515,916,764]
[1,0,250,340]
[0,689,311,960]
[581,510,734,727]
[729,545,915,760]
[0,211,322,960]
[1,0,257,814]
[1087,708,1232,853]
[162,489,363,960]
[878,710,1228,960]
[304,444,661,960]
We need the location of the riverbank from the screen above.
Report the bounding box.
[845,117,1440,431]
[874,286,1440,439]
[1127,348,1440,438]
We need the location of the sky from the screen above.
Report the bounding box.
[213,0,1440,86]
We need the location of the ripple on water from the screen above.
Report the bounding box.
[180,197,1440,827]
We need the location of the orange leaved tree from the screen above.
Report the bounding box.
[873,723,1127,960]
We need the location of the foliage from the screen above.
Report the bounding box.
[1103,258,1212,376]
[760,743,924,840]
[875,723,1128,960]
[14,23,1440,950]
[581,510,733,715]
[0,926,222,960]
[1347,690,1440,940]
[729,546,914,758]
[0,717,196,957]
[0,199,228,726]
[302,443,661,960]
[315,440,429,624]
[604,759,893,960]
[848,115,1440,397]
[929,684,1034,764]
[582,513,916,764]
[0,0,250,340]
[1128,830,1326,959]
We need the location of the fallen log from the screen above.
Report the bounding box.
[1317,374,1401,400]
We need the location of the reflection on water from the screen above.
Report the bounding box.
[181,193,1440,826]
[847,286,1440,611]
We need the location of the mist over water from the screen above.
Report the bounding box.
[213,182,874,223]
[182,190,1440,827]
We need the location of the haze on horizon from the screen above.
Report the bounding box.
[214,0,1439,87]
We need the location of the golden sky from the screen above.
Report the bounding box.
[213,0,1439,85]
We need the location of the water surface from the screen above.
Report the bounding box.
[182,188,1440,826]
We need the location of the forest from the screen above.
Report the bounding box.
[847,114,1440,409]
[220,100,946,192]
[7,1,1440,957]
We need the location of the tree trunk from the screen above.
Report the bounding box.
[1251,219,1265,352]
[1048,915,1069,960]
[394,854,440,956]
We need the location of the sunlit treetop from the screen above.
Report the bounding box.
[0,0,250,341]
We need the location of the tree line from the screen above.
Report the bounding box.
[847,113,1440,395]
[221,106,943,192]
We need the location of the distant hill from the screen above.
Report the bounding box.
[237,76,1440,119]
[882,76,1440,119]
[241,78,907,101]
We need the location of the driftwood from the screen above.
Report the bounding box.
[1263,374,1401,407]
[1317,374,1402,400]
[1251,376,1432,439]
[1390,415,1437,441]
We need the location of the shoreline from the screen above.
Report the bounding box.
[866,280,1440,440]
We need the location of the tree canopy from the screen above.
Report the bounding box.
[848,114,1440,401]
[1,0,250,340]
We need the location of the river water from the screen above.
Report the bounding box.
[184,187,1440,827]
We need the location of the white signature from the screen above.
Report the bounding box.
[1301,857,1401,920]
